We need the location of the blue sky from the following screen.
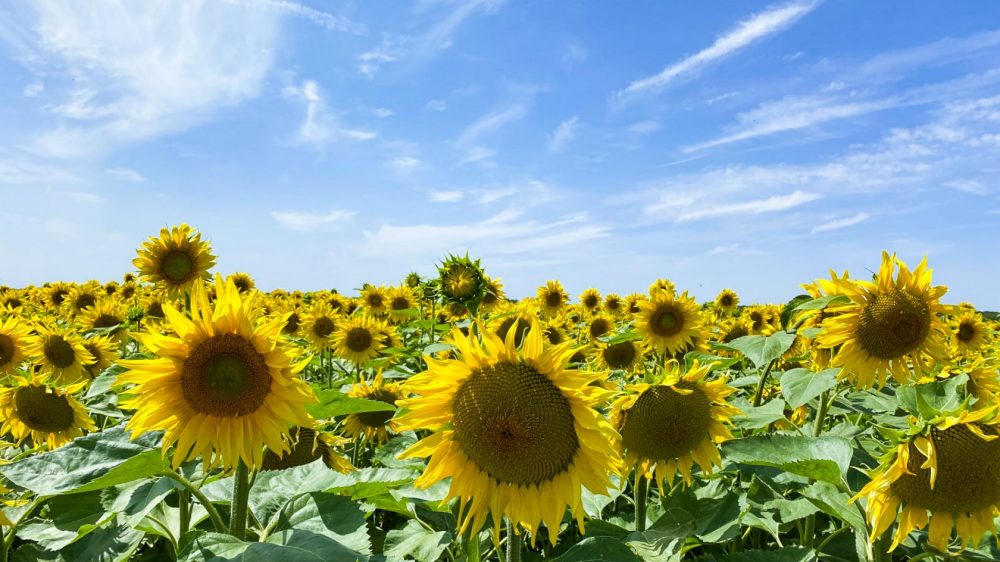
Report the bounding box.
[2,1,1000,308]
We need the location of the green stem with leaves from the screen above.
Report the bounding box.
[752,360,776,407]
[158,470,226,533]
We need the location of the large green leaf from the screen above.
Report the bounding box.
[721,435,852,488]
[732,398,787,429]
[307,388,397,420]
[715,333,798,368]
[896,375,968,418]
[779,368,839,408]
[800,481,866,533]
[383,519,453,562]
[0,425,165,495]
[179,531,368,562]
[714,546,814,562]
[552,537,641,561]
[266,492,370,555]
[11,525,144,562]
[16,491,112,550]
[102,476,178,526]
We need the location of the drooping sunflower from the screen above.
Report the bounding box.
[951,311,989,357]
[0,375,96,450]
[24,325,93,385]
[397,320,620,545]
[360,285,390,316]
[816,252,950,388]
[636,291,706,356]
[856,409,1000,553]
[342,373,402,445]
[116,275,316,471]
[624,293,646,317]
[133,224,217,298]
[301,302,340,351]
[261,425,352,473]
[610,360,739,491]
[714,289,739,315]
[537,280,569,317]
[0,317,30,375]
[333,316,385,366]
[579,288,602,315]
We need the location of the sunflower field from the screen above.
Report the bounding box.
[0,224,998,562]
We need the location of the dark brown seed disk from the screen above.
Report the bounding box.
[14,385,75,433]
[856,288,930,359]
[619,382,712,461]
[181,333,272,417]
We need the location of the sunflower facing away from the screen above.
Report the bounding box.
[610,360,738,491]
[855,408,1000,553]
[133,224,217,298]
[117,275,316,470]
[0,375,96,450]
[636,291,706,356]
[333,316,386,366]
[24,325,94,385]
[396,320,620,545]
[816,252,950,388]
[342,372,402,444]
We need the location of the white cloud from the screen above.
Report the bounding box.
[22,81,43,97]
[271,208,356,231]
[943,179,990,195]
[562,43,588,67]
[616,1,818,101]
[627,120,661,135]
[0,157,75,184]
[459,146,498,168]
[55,190,103,204]
[548,116,579,152]
[104,167,147,183]
[706,91,739,105]
[811,212,870,233]
[374,108,394,117]
[282,80,375,147]
[428,190,464,203]
[13,1,281,158]
[676,190,821,222]
[356,37,403,78]
[387,156,423,172]
[424,100,448,112]
[858,30,1000,79]
[223,0,366,34]
[458,105,526,146]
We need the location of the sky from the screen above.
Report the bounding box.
[2,1,1000,308]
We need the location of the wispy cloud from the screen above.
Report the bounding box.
[54,190,103,204]
[387,156,424,173]
[356,37,404,78]
[428,190,464,203]
[627,120,661,135]
[0,157,75,184]
[615,1,818,102]
[282,80,376,148]
[676,190,821,222]
[812,212,870,233]
[424,100,448,112]
[548,116,579,152]
[943,179,991,195]
[222,0,366,34]
[458,105,526,146]
[105,167,147,183]
[271,208,356,231]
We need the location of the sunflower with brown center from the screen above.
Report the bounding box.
[579,288,602,315]
[610,360,738,491]
[79,298,128,343]
[604,293,624,318]
[82,335,118,377]
[0,375,96,450]
[342,372,402,445]
[586,314,615,341]
[261,426,352,473]
[62,284,100,317]
[133,224,217,298]
[397,320,620,545]
[0,317,30,376]
[950,311,989,357]
[333,316,385,366]
[360,285,390,316]
[44,282,71,310]
[116,275,316,471]
[230,272,256,294]
[855,408,1000,553]
[301,302,340,352]
[714,288,739,315]
[24,325,94,385]
[480,276,505,312]
[816,252,950,388]
[636,291,705,356]
[537,280,569,318]
[593,338,645,373]
[387,285,417,322]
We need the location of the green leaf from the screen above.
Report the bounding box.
[684,352,741,372]
[626,509,694,562]
[779,368,839,408]
[599,328,640,345]
[383,519,453,562]
[715,546,814,562]
[17,491,112,550]
[101,476,177,526]
[793,295,849,312]
[421,343,455,355]
[552,537,641,562]
[307,388,396,420]
[800,481,867,533]
[0,425,165,495]
[179,531,368,562]
[896,375,968,418]
[266,492,370,555]
[732,398,787,429]
[715,333,798,368]
[12,525,144,562]
[722,435,853,488]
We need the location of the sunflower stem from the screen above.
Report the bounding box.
[752,360,776,408]
[634,471,648,533]
[506,519,522,562]
[178,488,191,540]
[229,461,251,540]
[813,390,832,437]
[159,470,227,533]
[0,496,43,562]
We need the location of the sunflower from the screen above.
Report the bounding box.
[604,293,625,318]
[119,281,138,300]
[610,360,739,491]
[342,373,402,445]
[951,311,989,357]
[0,317,30,376]
[480,276,505,312]
[397,320,620,544]
[133,224,217,298]
[586,314,615,341]
[493,313,532,349]
[82,335,118,378]
[63,284,100,317]
[0,375,96,450]
[579,288,602,315]
[438,254,487,308]
[301,302,340,351]
[537,280,569,317]
[635,291,705,356]
[44,282,71,309]
[360,285,390,316]
[387,285,417,322]
[333,316,385,366]
[116,275,316,471]
[855,409,1000,553]
[24,325,93,385]
[593,339,644,373]
[714,289,739,315]
[648,278,676,299]
[79,298,128,343]
[231,272,256,294]
[816,252,950,388]
[261,426,352,473]
[624,293,646,317]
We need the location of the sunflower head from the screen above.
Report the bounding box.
[397,320,620,545]
[133,224,217,298]
[636,291,705,355]
[951,311,989,357]
[261,426,352,473]
[593,338,644,373]
[648,278,676,299]
[387,285,418,322]
[230,273,256,294]
[333,316,385,366]
[25,325,93,385]
[536,280,569,317]
[480,276,505,311]
[116,275,316,471]
[302,302,340,351]
[0,317,30,375]
[79,298,128,343]
[579,288,602,314]
[63,284,100,317]
[437,254,487,309]
[715,289,739,314]
[343,372,402,445]
[0,375,96,450]
[360,285,390,315]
